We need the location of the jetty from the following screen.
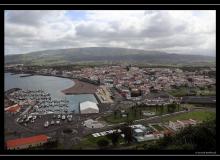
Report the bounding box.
[20,74,33,78]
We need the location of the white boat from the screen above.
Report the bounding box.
[47,111,54,114]
[56,120,60,125]
[62,115,66,120]
[44,121,49,127]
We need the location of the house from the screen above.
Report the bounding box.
[6,134,49,150]
[83,119,105,128]
[131,125,164,142]
[5,104,21,113]
[133,128,145,137]
[169,119,197,131]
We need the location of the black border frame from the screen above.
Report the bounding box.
[1,4,218,156]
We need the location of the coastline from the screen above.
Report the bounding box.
[5,71,99,95]
[62,79,99,95]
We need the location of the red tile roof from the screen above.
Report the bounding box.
[8,104,21,112]
[5,104,21,113]
[6,135,49,149]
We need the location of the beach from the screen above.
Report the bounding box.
[62,79,99,94]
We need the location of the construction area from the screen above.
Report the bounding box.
[95,86,114,104]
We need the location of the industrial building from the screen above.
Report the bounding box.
[80,101,99,114]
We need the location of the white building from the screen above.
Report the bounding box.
[83,119,105,128]
[80,101,99,114]
[169,119,197,131]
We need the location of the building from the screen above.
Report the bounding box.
[6,134,49,150]
[95,86,114,103]
[4,104,21,113]
[133,128,145,137]
[131,124,164,142]
[83,119,105,128]
[169,119,197,131]
[80,101,99,114]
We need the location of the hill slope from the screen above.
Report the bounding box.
[5,47,215,66]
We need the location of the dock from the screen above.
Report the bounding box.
[20,74,33,78]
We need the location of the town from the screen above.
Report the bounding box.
[4,64,216,150]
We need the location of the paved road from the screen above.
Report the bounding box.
[181,96,216,104]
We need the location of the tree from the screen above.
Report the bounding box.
[121,123,133,144]
[145,118,216,151]
[107,131,120,146]
[114,110,117,119]
[97,139,109,149]
[167,103,177,113]
[159,105,164,115]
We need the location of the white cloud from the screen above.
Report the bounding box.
[5,10,216,56]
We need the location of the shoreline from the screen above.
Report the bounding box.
[5,71,99,95]
[62,79,99,95]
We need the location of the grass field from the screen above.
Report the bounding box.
[102,104,182,124]
[72,134,125,150]
[151,124,164,131]
[161,110,216,122]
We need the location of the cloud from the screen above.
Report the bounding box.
[4,10,216,56]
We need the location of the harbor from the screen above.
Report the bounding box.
[5,88,101,133]
[5,72,98,113]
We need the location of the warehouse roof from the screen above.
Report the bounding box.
[80,101,99,111]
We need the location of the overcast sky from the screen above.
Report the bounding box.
[5,10,216,56]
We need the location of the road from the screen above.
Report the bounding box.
[181,96,216,104]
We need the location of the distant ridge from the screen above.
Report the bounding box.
[5,47,215,66]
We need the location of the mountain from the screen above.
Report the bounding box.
[5,47,215,66]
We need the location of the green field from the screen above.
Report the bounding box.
[161,110,216,122]
[72,134,125,150]
[102,104,182,124]
[151,124,164,131]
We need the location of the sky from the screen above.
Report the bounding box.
[4,10,216,56]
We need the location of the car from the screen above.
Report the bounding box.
[16,117,21,122]
[18,119,24,124]
[58,115,61,119]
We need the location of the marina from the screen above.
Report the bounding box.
[5,72,98,113]
[8,89,71,116]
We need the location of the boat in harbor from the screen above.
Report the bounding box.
[44,121,49,127]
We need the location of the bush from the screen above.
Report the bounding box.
[97,139,109,149]
[63,128,72,134]
[144,118,216,151]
